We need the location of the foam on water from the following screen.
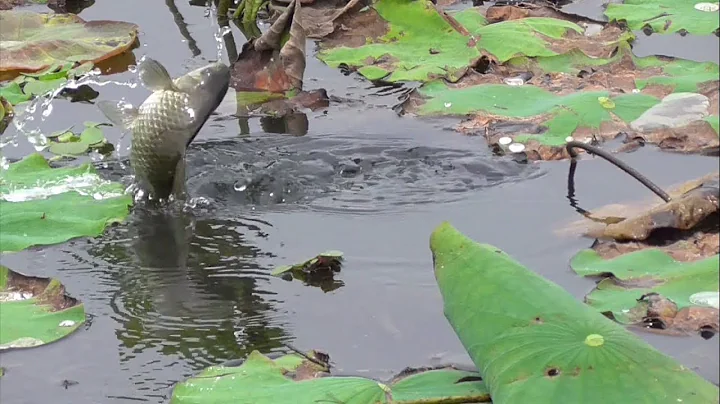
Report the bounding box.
[0,172,124,202]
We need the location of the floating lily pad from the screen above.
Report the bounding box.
[399,9,718,160]
[0,265,85,350]
[0,10,139,79]
[0,153,131,253]
[571,248,719,334]
[430,222,718,403]
[604,0,720,35]
[272,250,344,292]
[318,0,487,83]
[43,122,109,156]
[0,81,31,105]
[170,350,489,403]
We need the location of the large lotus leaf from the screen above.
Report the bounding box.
[408,41,718,160]
[317,0,486,83]
[0,11,138,78]
[416,82,660,146]
[429,222,718,403]
[571,249,719,325]
[605,0,720,35]
[0,265,85,349]
[318,0,633,84]
[171,350,489,403]
[0,153,132,253]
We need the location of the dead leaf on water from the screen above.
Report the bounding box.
[271,250,344,292]
[231,0,306,93]
[230,0,330,117]
[560,173,719,262]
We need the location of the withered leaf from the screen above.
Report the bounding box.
[230,0,306,93]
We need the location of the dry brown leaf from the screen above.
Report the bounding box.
[230,0,306,93]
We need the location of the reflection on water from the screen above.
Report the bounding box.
[260,113,309,137]
[87,207,291,371]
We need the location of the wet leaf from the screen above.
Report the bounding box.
[605,0,720,35]
[298,0,364,39]
[170,350,490,403]
[430,221,719,403]
[46,126,74,138]
[230,0,306,93]
[271,250,344,292]
[412,80,659,153]
[401,14,719,160]
[0,10,139,80]
[318,0,485,83]
[0,153,131,253]
[48,140,90,155]
[0,265,85,350]
[0,96,11,134]
[571,248,719,334]
[0,81,31,105]
[22,77,68,96]
[597,176,719,242]
[79,125,105,145]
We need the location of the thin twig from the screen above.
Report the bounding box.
[283,344,330,370]
[565,141,671,203]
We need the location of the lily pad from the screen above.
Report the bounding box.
[272,250,344,292]
[0,10,139,79]
[604,0,720,35]
[400,10,719,160]
[318,0,486,83]
[0,265,85,350]
[571,248,719,334]
[0,153,131,253]
[171,350,489,403]
[430,221,718,403]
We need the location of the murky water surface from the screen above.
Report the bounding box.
[0,1,718,402]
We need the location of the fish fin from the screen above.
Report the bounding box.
[138,58,176,91]
[171,158,188,200]
[97,100,138,131]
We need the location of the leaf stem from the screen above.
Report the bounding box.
[565,140,671,203]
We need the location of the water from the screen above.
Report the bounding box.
[0,1,718,403]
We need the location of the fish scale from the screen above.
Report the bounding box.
[97,58,230,201]
[131,91,194,195]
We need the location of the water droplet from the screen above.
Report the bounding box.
[508,143,525,153]
[695,2,719,12]
[42,103,53,118]
[503,77,525,86]
[584,334,604,347]
[689,291,719,309]
[498,136,512,145]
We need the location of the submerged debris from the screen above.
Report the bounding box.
[272,250,344,292]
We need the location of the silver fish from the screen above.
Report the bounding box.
[98,58,230,201]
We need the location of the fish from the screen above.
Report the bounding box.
[97,58,230,201]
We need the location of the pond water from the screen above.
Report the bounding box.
[0,1,718,403]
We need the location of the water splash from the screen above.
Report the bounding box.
[3,66,139,165]
[0,172,124,202]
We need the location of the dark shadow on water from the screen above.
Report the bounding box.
[87,207,291,371]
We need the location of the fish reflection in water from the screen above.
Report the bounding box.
[90,207,291,371]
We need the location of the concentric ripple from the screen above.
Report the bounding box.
[185,135,543,213]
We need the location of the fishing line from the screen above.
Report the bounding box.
[565,140,672,221]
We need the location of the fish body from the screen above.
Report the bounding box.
[98,58,230,201]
